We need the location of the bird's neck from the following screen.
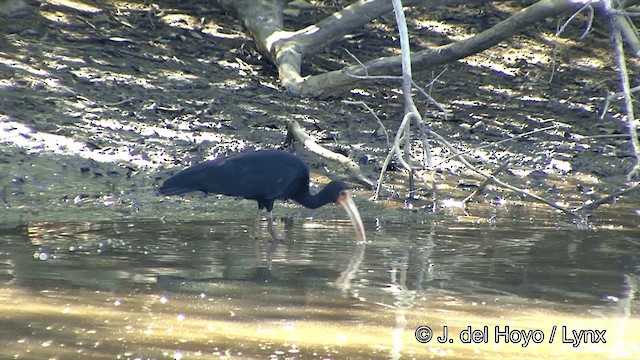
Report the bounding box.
[294,188,334,209]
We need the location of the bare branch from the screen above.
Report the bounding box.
[606,0,640,180]
[284,120,374,188]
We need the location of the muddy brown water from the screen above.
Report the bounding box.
[0,215,638,360]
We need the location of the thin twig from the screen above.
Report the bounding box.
[343,47,404,81]
[420,73,438,207]
[344,48,368,75]
[411,68,449,119]
[412,79,450,118]
[416,68,447,91]
[549,3,594,83]
[102,98,137,107]
[424,127,583,219]
[343,100,390,150]
[600,85,640,119]
[557,2,594,38]
[374,112,414,200]
[583,134,632,138]
[433,124,561,169]
[574,182,640,211]
[462,157,511,206]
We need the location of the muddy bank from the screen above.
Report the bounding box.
[1,1,638,225]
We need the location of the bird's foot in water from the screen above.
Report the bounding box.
[266,238,282,270]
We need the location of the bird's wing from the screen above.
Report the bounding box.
[228,158,307,202]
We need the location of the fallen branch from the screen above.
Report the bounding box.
[300,0,602,97]
[284,120,374,188]
[216,0,409,94]
[217,0,597,97]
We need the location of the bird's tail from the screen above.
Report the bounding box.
[158,184,194,196]
[158,174,201,195]
[158,160,217,196]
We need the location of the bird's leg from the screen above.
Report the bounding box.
[252,208,262,239]
[266,210,279,242]
[265,210,281,269]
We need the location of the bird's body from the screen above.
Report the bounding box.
[159,149,366,265]
[160,150,315,211]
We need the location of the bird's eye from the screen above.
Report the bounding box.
[340,190,348,196]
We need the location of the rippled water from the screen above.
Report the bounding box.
[0,215,638,359]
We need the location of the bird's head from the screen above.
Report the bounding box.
[322,180,350,203]
[326,180,366,243]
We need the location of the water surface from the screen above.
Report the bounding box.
[0,216,638,359]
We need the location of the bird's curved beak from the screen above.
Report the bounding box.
[337,191,366,243]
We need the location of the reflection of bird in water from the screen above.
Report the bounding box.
[159,149,366,263]
[156,266,352,305]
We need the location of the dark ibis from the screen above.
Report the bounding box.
[159,149,366,264]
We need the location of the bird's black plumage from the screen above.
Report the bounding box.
[159,149,346,211]
[158,149,366,266]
